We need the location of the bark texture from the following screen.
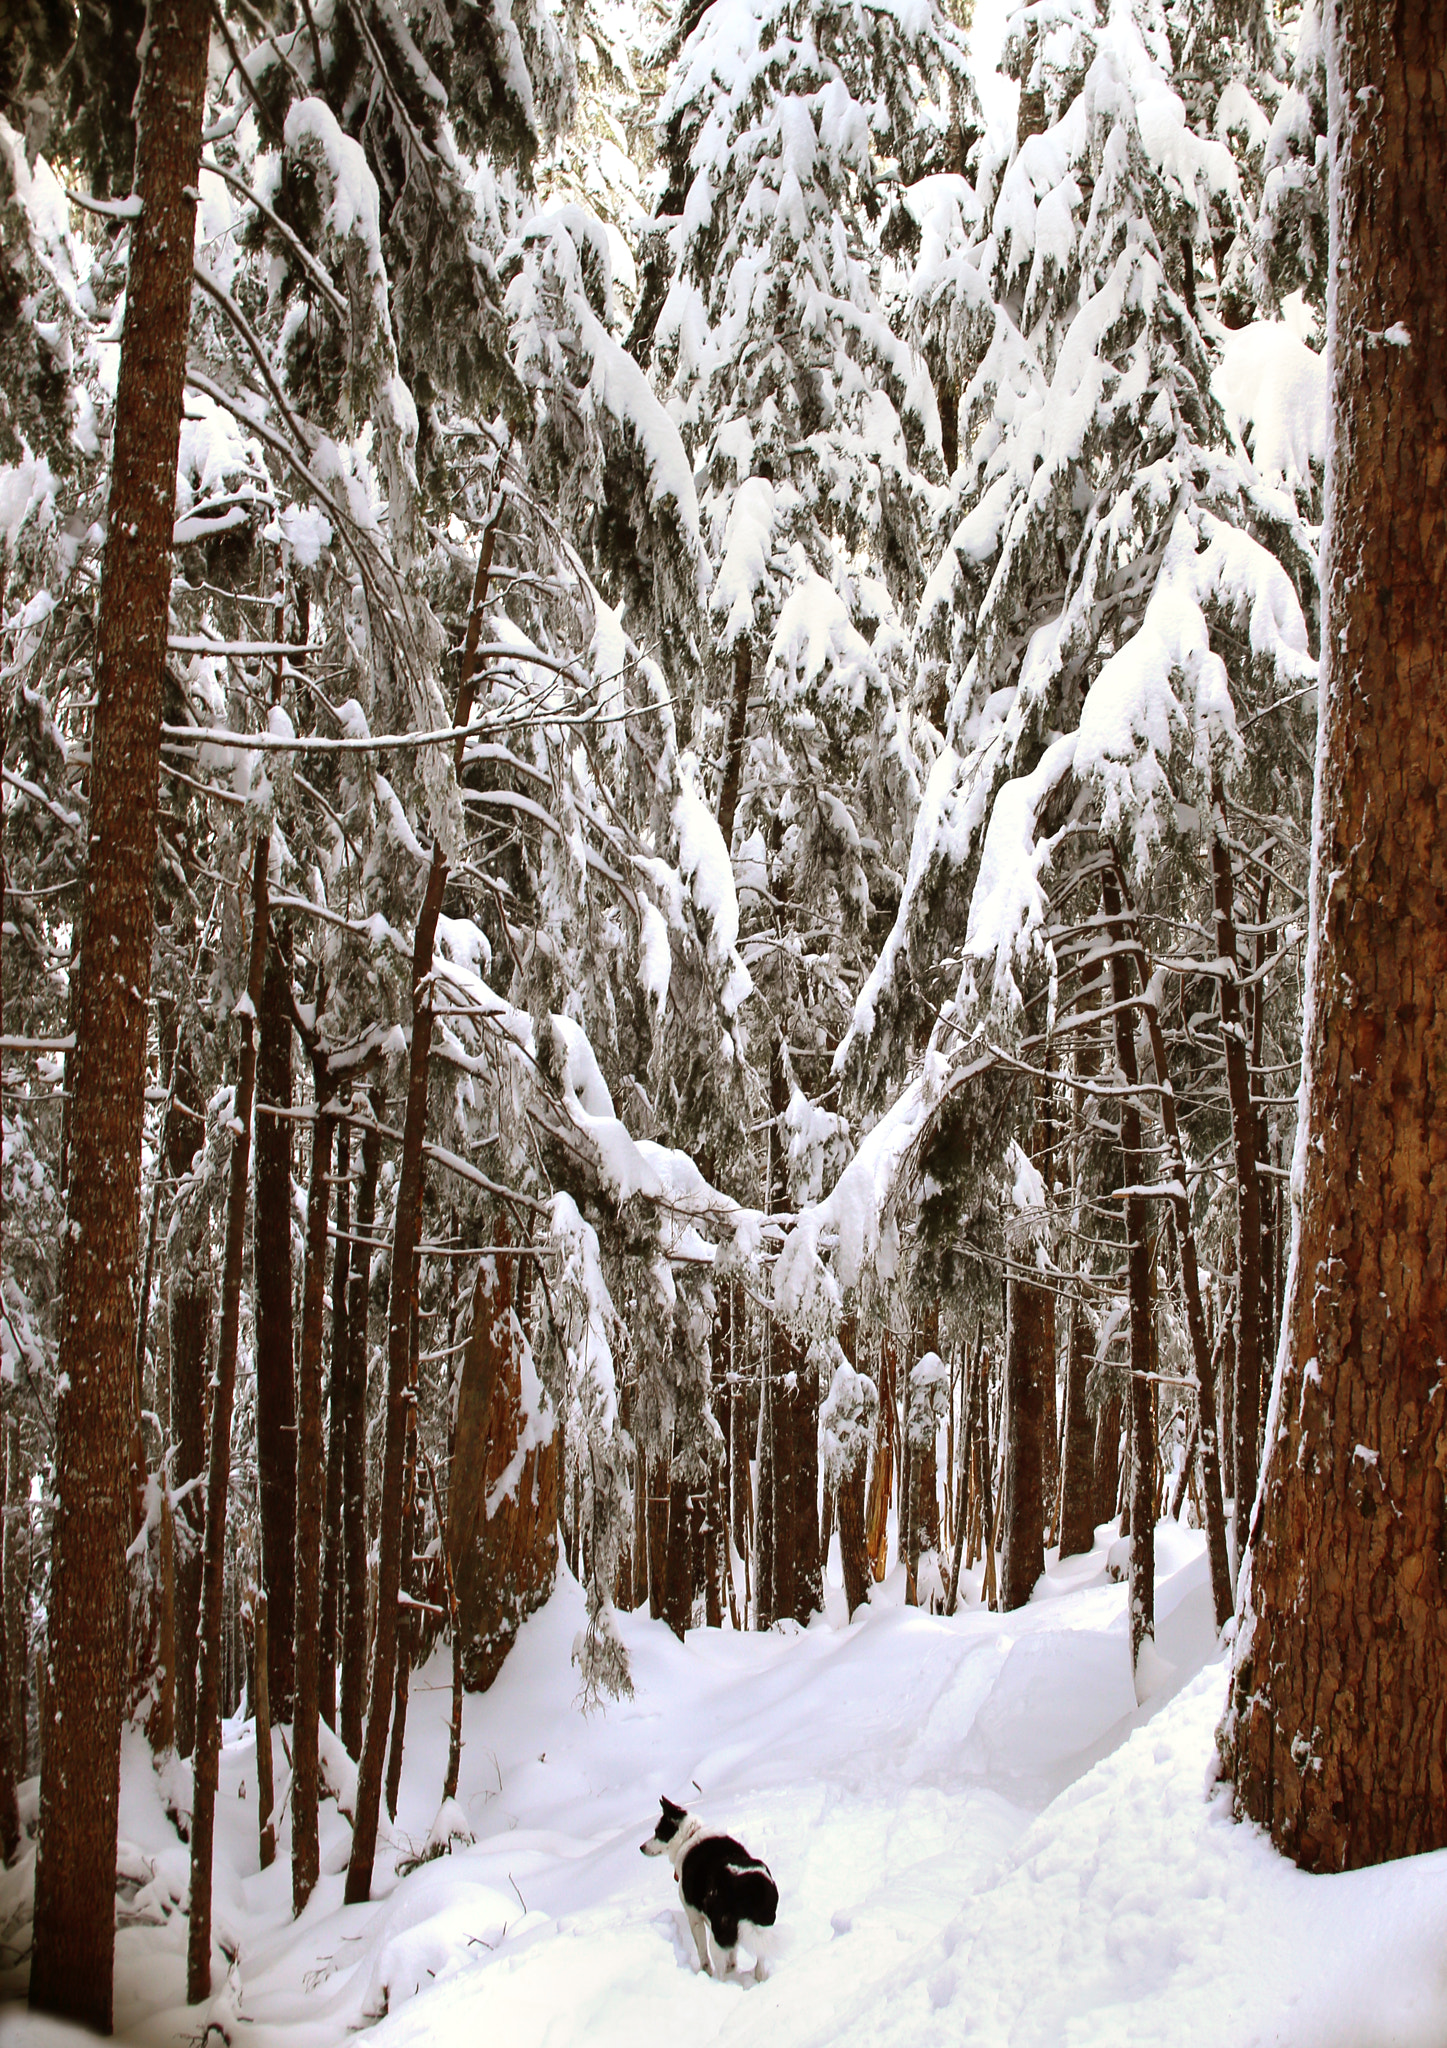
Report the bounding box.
[445,1249,558,1690]
[1224,0,1447,1871]
[28,0,210,2021]
[255,929,297,1718]
[340,1095,382,1758]
[291,1069,336,1914]
[166,1035,208,1760]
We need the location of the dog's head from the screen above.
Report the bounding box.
[640,1795,688,1856]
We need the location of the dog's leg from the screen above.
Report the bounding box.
[753,1954,770,1984]
[685,1907,713,1975]
[720,1946,738,1978]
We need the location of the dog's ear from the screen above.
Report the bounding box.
[661,1795,686,1819]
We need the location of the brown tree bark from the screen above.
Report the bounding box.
[187,833,271,2002]
[291,1055,337,1914]
[1100,868,1154,1677]
[319,1113,351,1728]
[340,1092,383,1758]
[445,1241,557,1690]
[346,512,501,1903]
[249,1592,276,1871]
[1209,785,1265,1559]
[4,1420,28,1779]
[1105,868,1234,1629]
[1224,0,1447,1871]
[28,0,210,2021]
[255,927,297,1718]
[1057,1297,1098,1558]
[384,1277,422,1822]
[999,1267,1050,1611]
[166,1030,208,1760]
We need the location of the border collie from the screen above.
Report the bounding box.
[641,1796,780,1979]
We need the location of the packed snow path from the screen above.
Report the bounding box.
[5,1528,1447,2048]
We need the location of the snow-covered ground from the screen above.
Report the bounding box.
[4,1525,1447,2048]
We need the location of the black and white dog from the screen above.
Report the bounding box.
[641,1796,780,1980]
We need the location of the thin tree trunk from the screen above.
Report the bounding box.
[1226,0,1447,1869]
[0,1517,18,1860]
[167,1031,209,1762]
[255,927,297,1719]
[716,636,752,850]
[251,1592,276,1871]
[384,1280,421,1823]
[663,1465,693,1641]
[1100,867,1155,1680]
[4,1421,29,1778]
[1105,865,1234,1629]
[292,1052,337,1915]
[27,0,209,2021]
[1000,1104,1053,1611]
[340,1092,383,1759]
[320,1114,351,1729]
[187,832,271,2002]
[346,503,503,1904]
[1209,782,1265,1560]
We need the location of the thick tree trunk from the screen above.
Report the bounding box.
[1210,786,1265,1561]
[1224,0,1447,1871]
[319,1114,351,1729]
[340,1094,382,1758]
[865,1330,896,1582]
[28,0,210,2020]
[1057,1298,1098,1558]
[250,1592,276,1871]
[291,1059,337,1915]
[445,1242,557,1691]
[187,834,271,2002]
[255,927,297,1719]
[999,1268,1049,1612]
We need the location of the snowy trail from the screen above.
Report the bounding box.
[5,1527,1447,2048]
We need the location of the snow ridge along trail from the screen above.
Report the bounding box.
[5,1527,1447,2048]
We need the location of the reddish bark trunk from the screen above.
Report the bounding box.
[1225,0,1447,1870]
[28,0,210,2020]
[255,928,297,1718]
[292,1059,337,1915]
[340,1094,383,1759]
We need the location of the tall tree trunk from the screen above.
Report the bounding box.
[754,1349,776,1630]
[1100,867,1154,1680]
[1000,1107,1053,1611]
[28,0,210,2020]
[1105,866,1234,1629]
[319,1115,351,1729]
[187,833,271,2002]
[250,1592,276,1871]
[346,511,501,1904]
[291,1056,337,1915]
[384,1282,420,1824]
[791,1344,822,1622]
[255,927,297,1719]
[1224,0,1447,1871]
[165,1030,209,1760]
[4,1421,28,1778]
[1209,784,1265,1564]
[340,1094,383,1758]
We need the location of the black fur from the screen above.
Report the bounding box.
[678,1834,778,1951]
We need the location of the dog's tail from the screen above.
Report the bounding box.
[739,1917,788,1961]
